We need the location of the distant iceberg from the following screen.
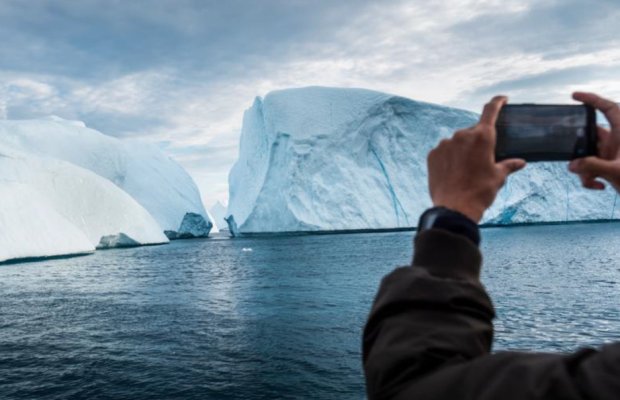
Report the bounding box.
[0,118,210,263]
[227,86,619,233]
[209,201,229,231]
[165,212,213,239]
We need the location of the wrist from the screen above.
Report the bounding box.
[432,201,484,223]
[417,206,481,246]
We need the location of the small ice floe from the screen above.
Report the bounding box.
[242,247,253,252]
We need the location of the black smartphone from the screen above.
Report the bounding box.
[495,104,597,162]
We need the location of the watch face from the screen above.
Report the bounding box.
[417,207,480,245]
[419,207,453,231]
[421,211,441,230]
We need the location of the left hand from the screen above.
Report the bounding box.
[427,95,527,222]
[568,92,620,192]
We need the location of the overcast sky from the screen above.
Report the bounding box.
[2,0,620,207]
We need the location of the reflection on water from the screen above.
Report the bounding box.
[1,223,619,399]
[483,223,620,351]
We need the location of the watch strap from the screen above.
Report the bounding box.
[417,207,481,246]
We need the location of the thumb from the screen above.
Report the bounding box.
[569,157,620,181]
[497,158,526,177]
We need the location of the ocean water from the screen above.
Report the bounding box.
[1,223,620,399]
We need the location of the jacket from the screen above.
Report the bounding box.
[363,229,620,399]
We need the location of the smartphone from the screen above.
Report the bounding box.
[495,104,597,162]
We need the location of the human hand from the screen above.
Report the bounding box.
[568,92,620,192]
[427,96,526,222]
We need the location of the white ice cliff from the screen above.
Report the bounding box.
[0,146,167,262]
[0,117,210,237]
[227,86,619,233]
[0,117,210,263]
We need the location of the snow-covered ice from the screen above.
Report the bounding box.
[228,86,619,233]
[0,117,210,235]
[0,117,210,262]
[0,180,95,262]
[0,146,168,262]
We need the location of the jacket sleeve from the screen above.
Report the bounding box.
[362,228,620,400]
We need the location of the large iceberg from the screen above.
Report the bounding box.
[0,146,167,262]
[227,86,619,233]
[0,117,210,238]
[0,117,211,263]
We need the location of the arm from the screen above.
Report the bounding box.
[363,228,494,399]
[364,228,619,400]
[363,95,620,399]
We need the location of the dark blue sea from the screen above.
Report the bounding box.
[2,223,620,399]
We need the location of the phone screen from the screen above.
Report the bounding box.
[496,105,594,161]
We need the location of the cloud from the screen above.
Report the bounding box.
[447,0,620,59]
[470,65,619,96]
[0,0,380,80]
[1,0,619,205]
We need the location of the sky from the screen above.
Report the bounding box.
[1,0,620,208]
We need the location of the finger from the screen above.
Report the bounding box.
[598,125,611,144]
[573,92,620,128]
[569,156,620,181]
[597,126,614,159]
[480,95,508,127]
[578,173,606,190]
[497,158,526,177]
[453,129,475,142]
[436,138,450,149]
[587,181,606,190]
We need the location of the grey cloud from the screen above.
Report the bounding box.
[0,0,393,143]
[175,145,238,170]
[0,0,381,82]
[170,133,240,170]
[470,65,620,97]
[2,0,620,203]
[446,0,620,60]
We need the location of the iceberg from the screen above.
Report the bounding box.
[97,233,141,249]
[0,146,168,263]
[209,201,229,231]
[165,212,213,239]
[0,117,212,263]
[0,117,210,237]
[227,86,619,233]
[224,215,240,238]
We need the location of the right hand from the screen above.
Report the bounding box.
[427,96,526,222]
[569,92,620,192]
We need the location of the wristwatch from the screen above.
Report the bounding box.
[417,207,481,246]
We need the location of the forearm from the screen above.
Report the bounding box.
[362,92,620,399]
[362,228,618,400]
[363,229,495,398]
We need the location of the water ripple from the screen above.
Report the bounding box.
[1,225,620,398]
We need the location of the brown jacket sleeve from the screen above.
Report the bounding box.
[363,229,620,400]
